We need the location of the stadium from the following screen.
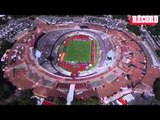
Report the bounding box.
[2,15,160,105]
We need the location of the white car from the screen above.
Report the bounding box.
[116,100,122,105]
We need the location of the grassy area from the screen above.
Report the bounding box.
[72,97,99,105]
[65,40,92,63]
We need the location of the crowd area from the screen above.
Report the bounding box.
[37,15,127,30]
[0,15,128,43]
[0,17,35,42]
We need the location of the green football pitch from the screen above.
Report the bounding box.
[64,40,92,63]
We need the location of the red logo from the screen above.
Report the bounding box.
[130,15,158,26]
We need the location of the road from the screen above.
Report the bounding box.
[128,93,160,105]
[140,29,160,67]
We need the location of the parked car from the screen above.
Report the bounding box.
[116,100,122,105]
[118,98,127,105]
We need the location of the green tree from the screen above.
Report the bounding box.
[153,78,160,101]
[11,15,30,19]
[10,89,37,105]
[112,15,129,21]
[126,24,141,36]
[155,50,160,57]
[54,97,66,105]
[147,16,160,35]
[0,40,15,101]
[72,97,99,105]
[0,18,7,25]
[0,79,16,100]
[0,40,14,57]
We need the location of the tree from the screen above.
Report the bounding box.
[54,97,66,105]
[0,78,16,100]
[112,15,129,21]
[155,50,160,57]
[0,40,15,100]
[126,24,141,36]
[147,16,160,35]
[11,15,30,19]
[153,78,160,101]
[10,89,37,105]
[72,97,99,105]
[0,40,14,57]
[0,18,7,25]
